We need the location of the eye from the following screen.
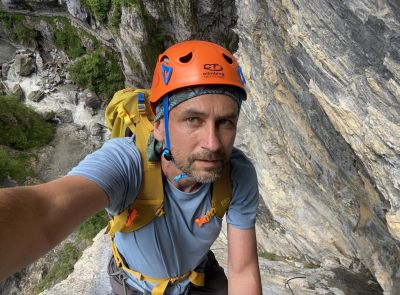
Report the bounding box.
[186,117,198,122]
[219,119,236,129]
[185,116,201,126]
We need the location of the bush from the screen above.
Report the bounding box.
[0,147,34,182]
[83,0,111,23]
[77,211,109,244]
[54,18,86,59]
[0,95,53,183]
[69,49,125,99]
[109,0,122,28]
[0,96,54,150]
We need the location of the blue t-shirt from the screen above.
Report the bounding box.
[68,137,259,294]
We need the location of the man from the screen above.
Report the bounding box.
[0,40,261,294]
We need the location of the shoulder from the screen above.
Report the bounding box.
[84,137,142,167]
[226,147,259,229]
[68,137,142,183]
[68,137,143,215]
[101,137,140,157]
[230,147,257,184]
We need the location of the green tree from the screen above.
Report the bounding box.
[69,49,125,99]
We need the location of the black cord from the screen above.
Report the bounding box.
[285,276,306,295]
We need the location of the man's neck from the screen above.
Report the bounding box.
[160,157,201,193]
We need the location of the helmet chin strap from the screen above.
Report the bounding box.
[161,95,192,182]
[161,95,173,161]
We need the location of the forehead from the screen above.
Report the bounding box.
[171,93,239,115]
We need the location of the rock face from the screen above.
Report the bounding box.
[39,230,112,295]
[112,0,241,87]
[61,0,88,21]
[234,1,400,294]
[40,223,384,295]
[1,0,60,10]
[0,0,399,294]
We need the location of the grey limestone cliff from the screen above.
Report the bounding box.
[234,1,400,293]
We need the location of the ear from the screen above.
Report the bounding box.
[153,119,164,141]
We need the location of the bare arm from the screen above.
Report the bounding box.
[227,225,262,295]
[0,176,108,280]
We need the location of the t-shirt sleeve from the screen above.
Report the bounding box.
[226,148,259,229]
[67,137,142,215]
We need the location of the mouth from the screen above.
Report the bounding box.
[194,159,223,168]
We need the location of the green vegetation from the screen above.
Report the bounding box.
[69,49,125,99]
[110,0,141,27]
[0,12,40,46]
[83,0,111,23]
[304,261,320,269]
[78,0,167,77]
[84,0,141,27]
[54,18,86,59]
[34,211,109,294]
[0,147,35,182]
[0,95,54,183]
[0,95,54,150]
[259,249,321,269]
[259,250,279,261]
[0,13,90,60]
[34,242,81,294]
[77,211,109,245]
[109,0,122,28]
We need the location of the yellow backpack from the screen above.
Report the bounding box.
[104,88,232,295]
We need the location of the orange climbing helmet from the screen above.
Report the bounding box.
[149,40,247,112]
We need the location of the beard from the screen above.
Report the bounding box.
[173,149,227,183]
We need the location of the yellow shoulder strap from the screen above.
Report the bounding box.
[106,88,164,236]
[212,165,232,218]
[193,165,232,228]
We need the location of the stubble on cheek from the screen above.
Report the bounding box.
[174,150,228,183]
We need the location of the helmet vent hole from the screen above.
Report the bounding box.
[179,52,193,63]
[223,53,233,64]
[160,55,169,63]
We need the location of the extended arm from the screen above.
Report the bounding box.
[0,176,108,280]
[227,225,262,295]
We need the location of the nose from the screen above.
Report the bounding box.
[202,123,222,152]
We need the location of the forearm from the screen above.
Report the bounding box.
[227,226,262,294]
[228,260,262,294]
[0,185,55,279]
[0,176,108,280]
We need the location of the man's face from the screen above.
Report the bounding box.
[154,93,239,183]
